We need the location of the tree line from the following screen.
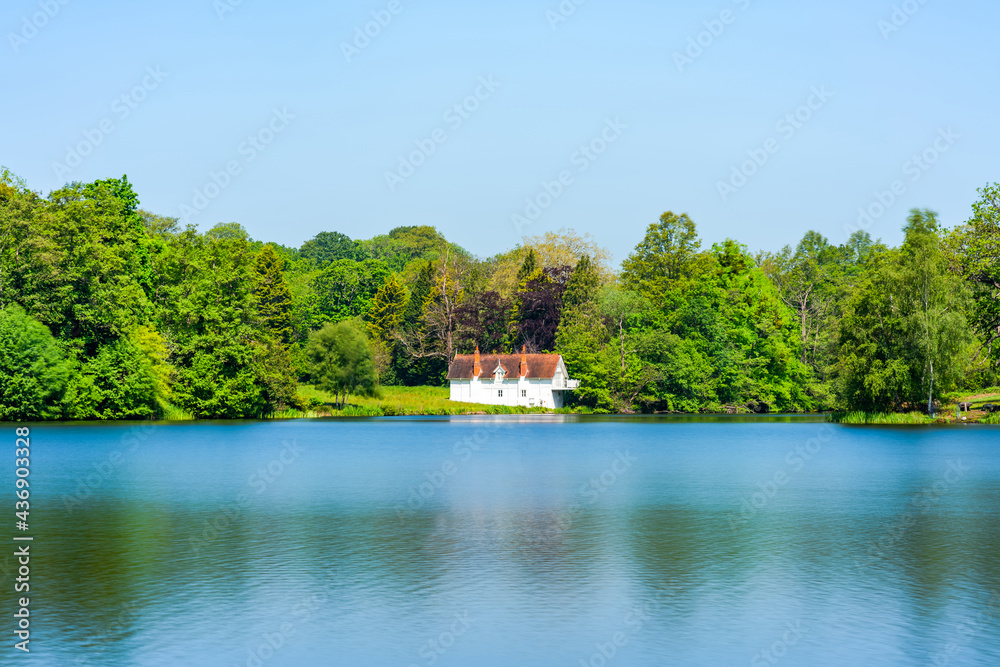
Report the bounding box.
[0,167,997,419]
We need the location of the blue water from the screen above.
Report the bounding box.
[2,417,999,666]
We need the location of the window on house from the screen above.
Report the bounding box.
[521,390,527,397]
[497,390,503,398]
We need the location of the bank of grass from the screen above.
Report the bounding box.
[828,387,1000,425]
[289,384,553,417]
[158,401,194,421]
[981,412,1000,425]
[829,411,933,425]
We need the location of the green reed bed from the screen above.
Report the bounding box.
[829,411,933,425]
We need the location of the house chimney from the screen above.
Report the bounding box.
[474,346,481,377]
[520,345,527,377]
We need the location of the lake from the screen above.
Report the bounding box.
[3,416,999,666]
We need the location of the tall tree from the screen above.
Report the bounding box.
[554,255,607,405]
[900,210,971,413]
[254,244,294,344]
[300,231,355,267]
[366,274,408,341]
[560,254,600,316]
[838,211,970,412]
[387,225,447,260]
[423,250,465,360]
[522,228,614,284]
[3,178,152,351]
[514,266,571,352]
[952,182,1000,364]
[365,274,409,383]
[313,259,391,324]
[153,223,293,418]
[759,231,837,365]
[455,290,512,354]
[517,249,539,281]
[621,211,701,297]
[393,261,444,386]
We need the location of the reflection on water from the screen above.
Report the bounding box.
[2,417,999,666]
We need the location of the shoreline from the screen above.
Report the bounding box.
[6,410,998,427]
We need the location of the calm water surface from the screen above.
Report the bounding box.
[3,417,999,666]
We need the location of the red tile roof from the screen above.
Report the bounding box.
[447,353,562,380]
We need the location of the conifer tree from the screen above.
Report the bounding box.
[402,261,434,330]
[560,254,600,317]
[366,274,408,341]
[517,249,539,282]
[254,244,294,344]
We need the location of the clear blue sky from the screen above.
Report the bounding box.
[2,0,997,264]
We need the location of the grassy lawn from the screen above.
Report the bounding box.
[264,385,1000,421]
[287,384,553,417]
[940,387,1000,424]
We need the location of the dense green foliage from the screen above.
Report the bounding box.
[0,166,996,419]
[836,211,970,412]
[0,305,72,420]
[951,183,1000,367]
[305,320,377,408]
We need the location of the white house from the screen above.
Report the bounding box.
[447,347,580,408]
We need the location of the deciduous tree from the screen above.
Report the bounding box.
[306,320,377,409]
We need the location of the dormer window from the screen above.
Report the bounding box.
[493,364,506,383]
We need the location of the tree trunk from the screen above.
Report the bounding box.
[800,301,808,365]
[927,360,934,416]
[619,319,626,374]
